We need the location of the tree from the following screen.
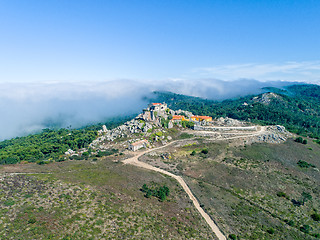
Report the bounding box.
[300,224,310,233]
[82,151,89,157]
[301,192,312,205]
[311,213,320,221]
[142,184,148,192]
[190,150,196,156]
[158,191,166,201]
[228,234,237,240]
[141,184,169,201]
[267,228,275,234]
[145,190,152,198]
[201,148,208,154]
[161,185,170,196]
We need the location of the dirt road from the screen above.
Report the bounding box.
[122,126,267,240]
[123,151,226,240]
[123,142,228,239]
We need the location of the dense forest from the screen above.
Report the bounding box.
[0,115,134,164]
[1,84,320,165]
[150,84,320,139]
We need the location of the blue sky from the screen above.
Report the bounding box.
[1,0,320,139]
[0,0,320,82]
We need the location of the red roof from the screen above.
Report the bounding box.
[131,139,148,146]
[152,103,162,106]
[191,115,212,119]
[172,115,183,120]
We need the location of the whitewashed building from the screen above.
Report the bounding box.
[129,139,149,151]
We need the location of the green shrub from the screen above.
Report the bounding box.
[190,150,196,156]
[95,219,104,225]
[155,131,163,137]
[276,191,289,199]
[267,228,275,234]
[228,234,237,240]
[28,218,37,224]
[36,160,45,165]
[181,120,194,129]
[56,157,65,162]
[285,219,295,226]
[311,213,320,221]
[0,157,19,165]
[301,192,312,205]
[82,151,89,157]
[313,233,320,238]
[297,160,315,168]
[96,149,118,157]
[201,148,208,154]
[69,155,84,160]
[300,224,310,233]
[3,199,15,206]
[141,184,170,201]
[295,137,308,144]
[179,133,193,139]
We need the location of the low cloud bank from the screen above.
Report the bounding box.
[159,78,296,100]
[0,79,298,140]
[0,80,151,140]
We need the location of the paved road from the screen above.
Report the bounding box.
[122,126,267,240]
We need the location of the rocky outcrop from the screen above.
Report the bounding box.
[216,117,244,126]
[252,92,281,105]
[143,122,152,132]
[250,125,292,144]
[172,109,193,118]
[90,118,155,149]
[65,149,76,156]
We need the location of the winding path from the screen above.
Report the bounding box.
[122,126,267,240]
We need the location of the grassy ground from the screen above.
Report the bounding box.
[1,135,320,239]
[0,154,214,240]
[142,138,320,239]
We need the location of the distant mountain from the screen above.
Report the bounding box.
[150,84,320,139]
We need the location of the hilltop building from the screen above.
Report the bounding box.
[172,115,188,122]
[191,116,212,122]
[148,103,167,112]
[140,102,168,121]
[129,139,149,151]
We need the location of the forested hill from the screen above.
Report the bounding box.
[1,84,320,165]
[150,84,320,139]
[0,115,134,165]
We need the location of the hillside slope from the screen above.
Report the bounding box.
[138,134,320,239]
[150,84,320,138]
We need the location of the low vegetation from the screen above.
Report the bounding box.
[295,137,308,144]
[0,159,214,239]
[147,138,320,239]
[311,213,320,222]
[297,160,315,169]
